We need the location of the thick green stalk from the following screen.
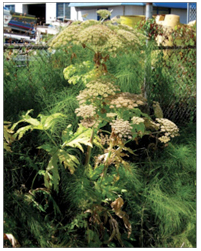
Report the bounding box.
[44,130,58,147]
[84,128,95,167]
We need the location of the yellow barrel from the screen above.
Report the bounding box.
[163,14,180,28]
[120,15,145,28]
[155,14,181,47]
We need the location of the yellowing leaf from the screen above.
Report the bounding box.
[58,149,80,174]
[14,125,32,140]
[46,155,60,192]
[4,122,15,152]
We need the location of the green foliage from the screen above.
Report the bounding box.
[4,12,196,248]
[136,18,163,40]
[63,60,95,85]
[4,121,15,152]
[149,45,196,123]
[11,111,96,192]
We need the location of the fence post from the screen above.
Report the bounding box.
[143,3,153,102]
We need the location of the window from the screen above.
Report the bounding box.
[5,5,15,13]
[97,8,110,21]
[57,3,70,20]
[153,7,171,15]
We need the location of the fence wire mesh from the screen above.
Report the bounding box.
[148,45,196,125]
[187,3,197,23]
[4,43,196,125]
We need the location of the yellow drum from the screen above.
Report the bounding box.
[120,15,145,28]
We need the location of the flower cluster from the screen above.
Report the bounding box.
[96,9,111,20]
[75,104,98,128]
[108,93,147,110]
[117,29,140,44]
[49,25,81,48]
[156,118,179,143]
[78,24,114,49]
[131,116,145,125]
[49,18,145,55]
[77,79,120,105]
[75,104,96,118]
[110,118,133,140]
[106,112,117,118]
[80,19,99,28]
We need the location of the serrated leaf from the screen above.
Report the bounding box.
[4,142,12,152]
[39,113,66,130]
[14,125,32,140]
[38,144,58,155]
[62,124,92,151]
[58,149,80,174]
[88,164,105,180]
[4,123,15,152]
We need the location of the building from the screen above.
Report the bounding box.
[3,2,72,25]
[69,3,188,24]
[4,2,188,25]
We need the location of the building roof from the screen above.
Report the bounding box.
[68,3,187,9]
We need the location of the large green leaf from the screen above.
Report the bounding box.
[62,124,93,151]
[12,110,66,134]
[38,113,66,131]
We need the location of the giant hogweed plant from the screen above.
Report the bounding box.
[10,10,180,247]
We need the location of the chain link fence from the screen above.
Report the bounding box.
[4,43,196,125]
[187,2,196,23]
[4,44,69,121]
[147,45,196,125]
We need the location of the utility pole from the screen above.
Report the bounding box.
[143,3,153,102]
[145,3,153,20]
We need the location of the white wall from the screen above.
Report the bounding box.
[70,7,77,20]
[171,8,187,24]
[125,5,145,16]
[74,5,147,21]
[4,3,23,13]
[75,8,98,21]
[46,3,57,24]
[109,6,124,17]
[74,6,146,21]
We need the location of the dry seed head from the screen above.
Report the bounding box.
[99,133,110,145]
